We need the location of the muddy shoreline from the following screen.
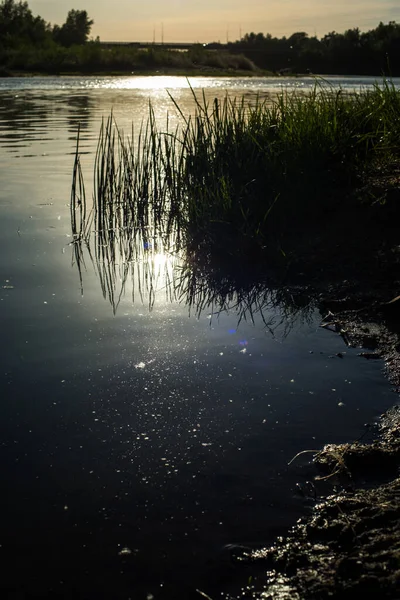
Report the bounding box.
[214,304,400,599]
[219,168,400,599]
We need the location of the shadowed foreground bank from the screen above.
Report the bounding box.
[219,317,400,599]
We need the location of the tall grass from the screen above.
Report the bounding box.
[72,80,400,265]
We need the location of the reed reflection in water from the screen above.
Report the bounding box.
[70,200,316,335]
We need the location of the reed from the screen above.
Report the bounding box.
[71,80,400,264]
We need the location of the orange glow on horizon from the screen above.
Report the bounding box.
[30,0,399,43]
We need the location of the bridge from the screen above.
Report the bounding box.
[100,41,209,50]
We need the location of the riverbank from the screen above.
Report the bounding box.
[0,44,264,78]
[0,66,273,78]
[224,317,400,600]
[240,444,400,599]
[183,160,398,599]
[217,161,400,599]
[201,159,399,598]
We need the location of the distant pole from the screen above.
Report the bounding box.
[161,22,164,45]
[239,25,242,40]
[226,24,229,44]
[153,24,155,44]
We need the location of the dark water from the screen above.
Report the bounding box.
[0,76,396,600]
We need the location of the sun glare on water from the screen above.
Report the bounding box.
[108,76,194,90]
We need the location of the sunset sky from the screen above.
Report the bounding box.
[29,0,399,43]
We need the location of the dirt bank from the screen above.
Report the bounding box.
[221,313,400,600]
[244,406,400,600]
[219,167,400,599]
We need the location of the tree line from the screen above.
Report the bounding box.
[217,22,400,75]
[0,0,93,47]
[0,0,256,74]
[0,0,99,72]
[1,0,400,75]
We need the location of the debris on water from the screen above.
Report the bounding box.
[358,351,382,359]
[118,547,132,556]
[295,480,317,500]
[338,402,345,407]
[196,589,213,600]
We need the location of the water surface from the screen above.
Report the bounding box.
[0,75,395,599]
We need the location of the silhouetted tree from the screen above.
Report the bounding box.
[0,0,48,46]
[228,21,400,75]
[53,9,93,47]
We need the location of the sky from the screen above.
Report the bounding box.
[30,0,400,43]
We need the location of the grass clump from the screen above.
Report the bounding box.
[72,80,400,270]
[177,81,400,256]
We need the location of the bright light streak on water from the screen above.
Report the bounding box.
[1,75,399,94]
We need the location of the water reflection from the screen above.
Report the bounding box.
[0,92,49,149]
[66,93,94,133]
[72,228,177,313]
[69,111,316,331]
[71,216,316,336]
[0,91,95,155]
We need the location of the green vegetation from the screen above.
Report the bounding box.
[0,0,93,47]
[0,0,97,73]
[2,1,400,75]
[52,8,93,47]
[0,0,256,74]
[0,40,257,75]
[222,21,400,76]
[71,81,400,274]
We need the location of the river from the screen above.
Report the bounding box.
[0,75,397,600]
